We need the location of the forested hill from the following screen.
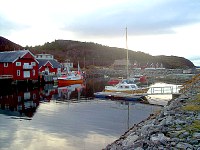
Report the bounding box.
[27,40,194,69]
[0,36,194,68]
[0,36,22,51]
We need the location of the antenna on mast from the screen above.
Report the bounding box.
[126,27,129,78]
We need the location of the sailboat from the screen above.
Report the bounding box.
[103,28,149,94]
[57,62,84,87]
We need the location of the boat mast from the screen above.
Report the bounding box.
[126,27,129,78]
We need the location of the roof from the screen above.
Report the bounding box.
[37,59,61,68]
[0,50,31,62]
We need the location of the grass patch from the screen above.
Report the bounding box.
[190,94,200,103]
[181,94,200,111]
[182,104,200,111]
[185,120,200,133]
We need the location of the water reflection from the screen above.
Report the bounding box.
[57,84,85,100]
[0,86,40,118]
[0,78,162,150]
[0,82,87,118]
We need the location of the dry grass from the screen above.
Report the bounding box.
[181,94,200,111]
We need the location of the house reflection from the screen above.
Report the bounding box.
[0,83,86,118]
[39,84,58,101]
[0,87,40,118]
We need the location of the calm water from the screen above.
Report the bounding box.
[0,79,163,150]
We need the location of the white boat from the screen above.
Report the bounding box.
[104,83,149,94]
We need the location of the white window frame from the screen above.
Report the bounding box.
[17,70,20,76]
[31,62,36,66]
[4,63,8,67]
[16,62,21,66]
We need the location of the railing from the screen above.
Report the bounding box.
[23,65,33,69]
[148,86,180,95]
[0,75,13,79]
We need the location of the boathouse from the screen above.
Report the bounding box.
[35,53,62,75]
[0,50,39,81]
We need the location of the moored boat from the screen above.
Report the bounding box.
[57,73,83,87]
[94,91,147,101]
[104,83,149,94]
[57,62,84,87]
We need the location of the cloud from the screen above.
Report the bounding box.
[0,16,16,34]
[63,0,200,37]
[0,15,29,35]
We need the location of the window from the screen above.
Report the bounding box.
[24,71,30,78]
[33,94,36,100]
[4,63,8,67]
[31,62,36,66]
[32,69,35,76]
[16,62,21,66]
[17,70,20,76]
[18,96,21,102]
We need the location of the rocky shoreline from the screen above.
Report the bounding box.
[104,76,200,150]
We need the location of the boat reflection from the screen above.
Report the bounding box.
[57,84,85,100]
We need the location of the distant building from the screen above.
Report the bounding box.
[35,53,54,60]
[61,59,73,70]
[0,50,39,81]
[35,53,61,75]
[113,59,131,70]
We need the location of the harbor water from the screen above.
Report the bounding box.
[0,79,176,150]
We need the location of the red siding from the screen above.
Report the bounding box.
[0,51,39,81]
[13,58,39,80]
[22,53,34,59]
[0,63,14,76]
[39,62,58,74]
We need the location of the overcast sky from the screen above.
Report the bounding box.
[0,0,200,66]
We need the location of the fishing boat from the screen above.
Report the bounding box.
[104,82,149,94]
[57,73,83,87]
[57,63,84,87]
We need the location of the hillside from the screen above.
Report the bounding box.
[0,36,22,51]
[27,40,195,69]
[0,37,195,68]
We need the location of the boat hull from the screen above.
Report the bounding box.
[57,79,83,87]
[94,92,147,101]
[104,88,149,94]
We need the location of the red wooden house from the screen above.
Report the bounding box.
[0,50,39,81]
[35,54,61,75]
